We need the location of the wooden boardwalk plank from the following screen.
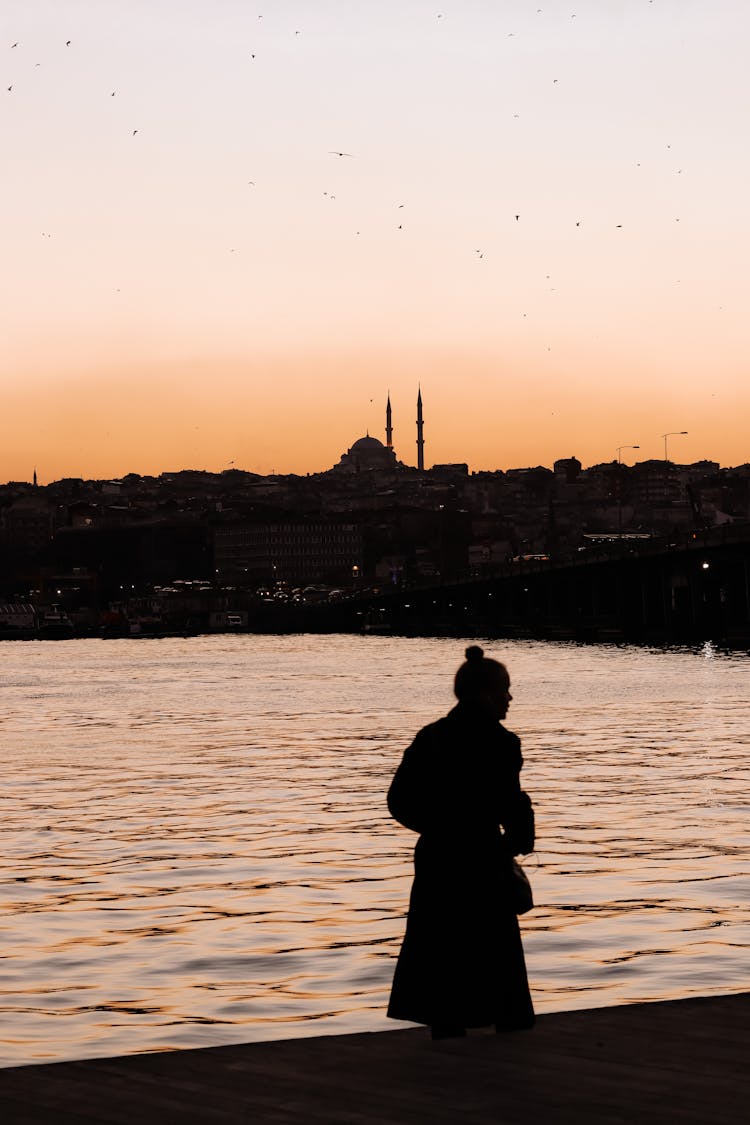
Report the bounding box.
[0,993,747,1124]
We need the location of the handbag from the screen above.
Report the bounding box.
[510,859,533,915]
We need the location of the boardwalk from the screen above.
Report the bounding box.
[1,993,748,1123]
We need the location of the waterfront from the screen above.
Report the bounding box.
[2,635,749,1067]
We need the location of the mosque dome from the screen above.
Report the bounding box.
[350,435,385,451]
[331,430,398,473]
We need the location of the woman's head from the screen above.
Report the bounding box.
[454,645,511,720]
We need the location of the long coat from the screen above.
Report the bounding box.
[387,700,535,1030]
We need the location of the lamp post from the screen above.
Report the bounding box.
[616,445,639,536]
[662,431,688,462]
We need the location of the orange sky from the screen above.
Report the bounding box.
[6,344,743,481]
[3,1,749,482]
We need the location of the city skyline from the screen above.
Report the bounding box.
[12,404,740,489]
[2,387,741,487]
[4,1,749,481]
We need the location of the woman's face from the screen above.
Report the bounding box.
[480,670,512,721]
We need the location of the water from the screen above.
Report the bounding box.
[1,635,748,1067]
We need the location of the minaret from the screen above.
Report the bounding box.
[33,467,38,488]
[385,392,393,449]
[416,386,424,471]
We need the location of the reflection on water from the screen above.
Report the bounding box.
[1,635,748,1066]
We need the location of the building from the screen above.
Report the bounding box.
[213,518,363,585]
[554,457,582,482]
[631,460,681,505]
[0,496,57,556]
[330,391,425,474]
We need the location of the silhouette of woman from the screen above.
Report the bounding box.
[387,645,535,1039]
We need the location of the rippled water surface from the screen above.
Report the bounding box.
[1,634,748,1066]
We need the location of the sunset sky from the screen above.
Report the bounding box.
[3,1,748,482]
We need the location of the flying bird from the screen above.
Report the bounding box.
[329,150,353,157]
[515,214,519,221]
[66,40,71,46]
[132,129,138,135]
[11,42,18,47]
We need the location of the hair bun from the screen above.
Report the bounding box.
[465,645,484,663]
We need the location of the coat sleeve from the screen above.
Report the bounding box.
[387,728,433,833]
[498,731,535,855]
[503,789,535,855]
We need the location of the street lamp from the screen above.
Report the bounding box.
[662,431,688,462]
[616,444,640,464]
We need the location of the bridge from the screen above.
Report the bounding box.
[268,522,750,646]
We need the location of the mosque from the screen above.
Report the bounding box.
[331,389,425,474]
